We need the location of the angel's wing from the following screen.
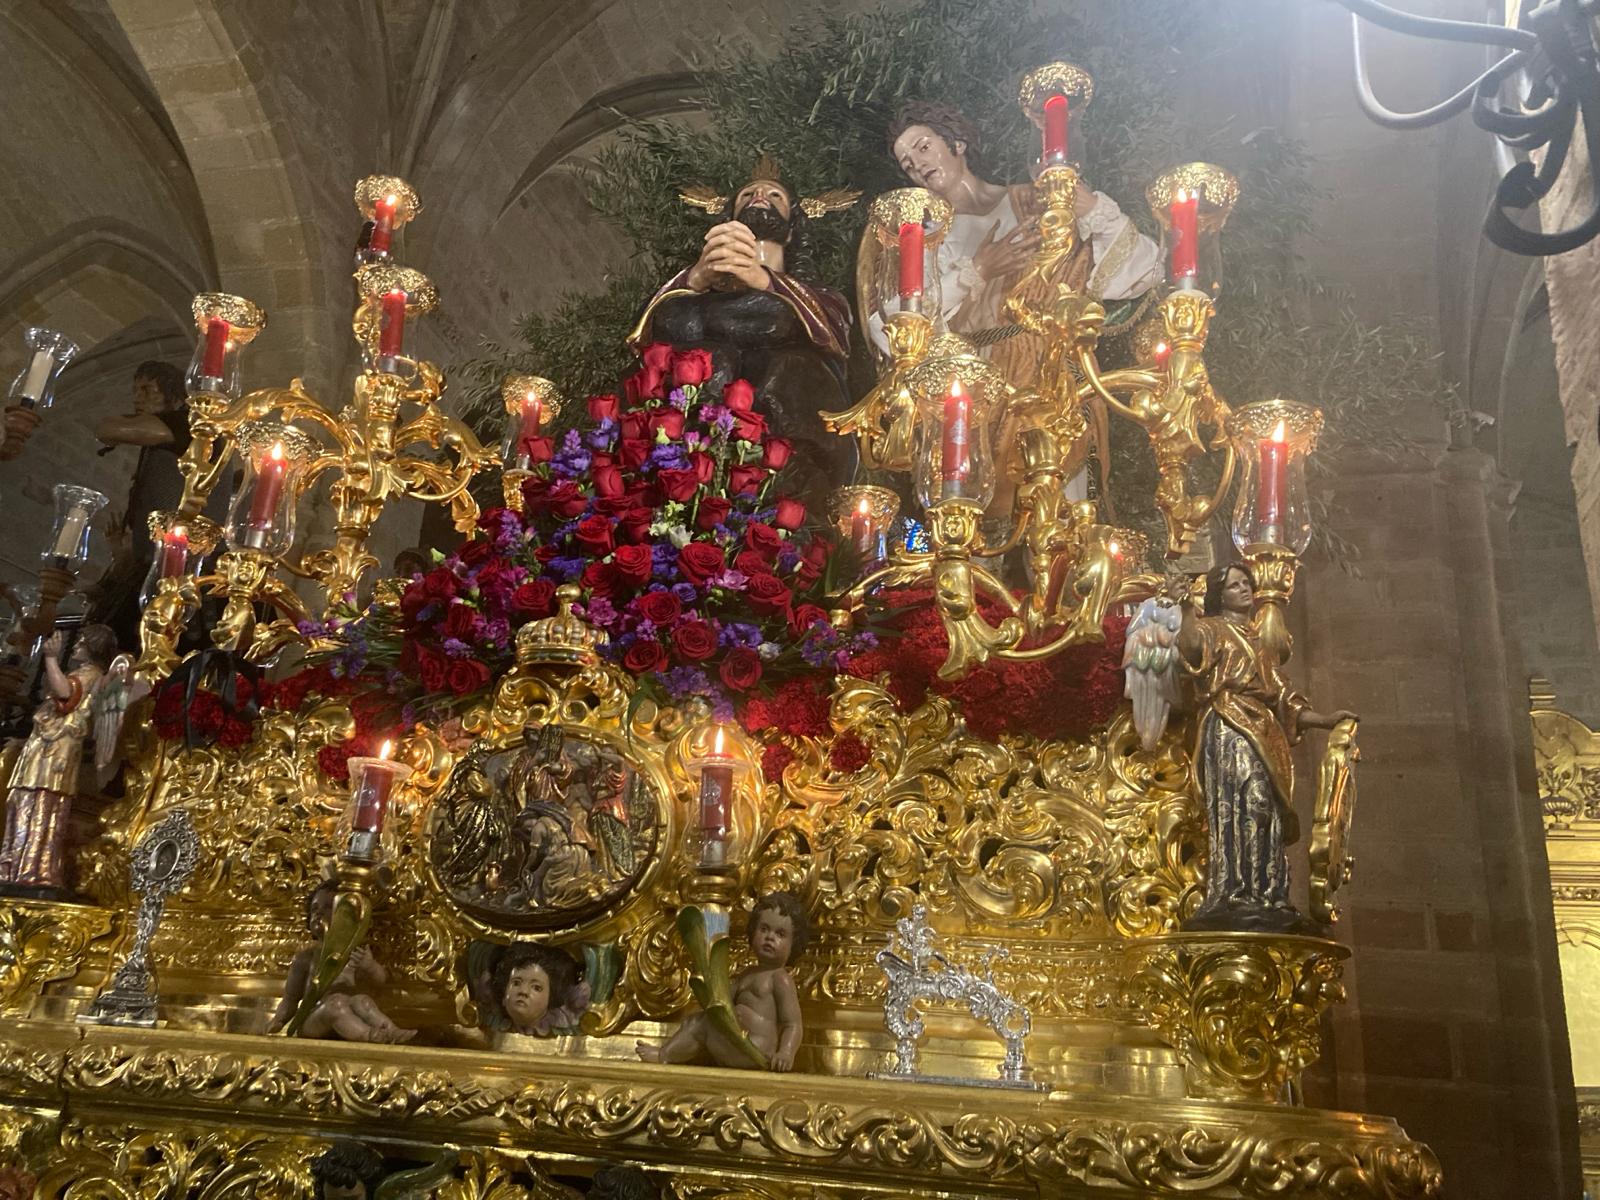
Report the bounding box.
[678,185,727,215]
[91,654,137,772]
[1122,599,1183,751]
[799,187,861,218]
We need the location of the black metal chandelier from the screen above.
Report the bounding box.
[1334,0,1600,256]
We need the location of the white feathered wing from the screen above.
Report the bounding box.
[1122,599,1183,751]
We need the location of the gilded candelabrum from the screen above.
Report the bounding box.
[132,513,221,684]
[174,293,269,520]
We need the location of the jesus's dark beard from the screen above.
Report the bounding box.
[735,202,792,245]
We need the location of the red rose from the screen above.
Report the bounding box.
[672,619,718,662]
[620,411,651,441]
[442,602,478,640]
[596,495,634,515]
[619,438,652,471]
[591,451,615,468]
[672,347,714,386]
[521,475,550,511]
[656,468,699,503]
[477,505,513,534]
[625,366,666,405]
[773,497,807,531]
[574,514,614,556]
[641,343,673,372]
[517,435,554,463]
[459,539,494,567]
[582,560,620,599]
[762,437,793,469]
[421,567,458,602]
[448,658,492,696]
[729,464,767,496]
[789,603,830,637]
[696,497,732,529]
[511,579,556,619]
[677,541,728,585]
[649,408,686,439]
[617,508,653,543]
[400,581,429,622]
[745,572,792,616]
[689,450,715,484]
[547,480,588,519]
[723,378,756,412]
[637,590,682,626]
[796,538,831,586]
[719,646,764,692]
[593,465,625,498]
[733,549,769,578]
[415,643,449,692]
[613,543,653,586]
[733,409,768,442]
[744,522,784,561]
[622,639,668,675]
[587,393,621,422]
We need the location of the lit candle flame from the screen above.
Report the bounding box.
[712,726,725,757]
[378,739,393,760]
[856,496,870,517]
[384,193,398,206]
[1154,340,1169,358]
[268,442,285,463]
[1108,539,1120,557]
[950,377,964,399]
[171,525,187,540]
[1270,419,1287,444]
[386,287,406,301]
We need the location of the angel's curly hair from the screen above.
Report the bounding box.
[886,101,989,179]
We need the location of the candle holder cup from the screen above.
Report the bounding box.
[2,327,82,461]
[139,512,221,608]
[1148,163,1240,296]
[355,264,438,377]
[353,175,421,265]
[185,293,266,401]
[42,484,109,572]
[906,335,1007,514]
[500,374,564,476]
[341,748,415,863]
[224,421,316,558]
[1227,398,1322,556]
[1018,62,1095,170]
[683,720,758,871]
[867,189,952,322]
[830,485,901,575]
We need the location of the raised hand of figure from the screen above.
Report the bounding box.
[101,508,131,558]
[41,632,63,662]
[1301,708,1360,731]
[971,220,1040,283]
[688,221,769,292]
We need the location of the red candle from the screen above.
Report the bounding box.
[517,392,542,459]
[1042,93,1070,163]
[698,727,732,847]
[1169,187,1200,283]
[378,289,407,359]
[247,442,287,531]
[1257,420,1288,534]
[370,195,397,254]
[851,497,874,559]
[940,377,971,492]
[352,741,397,834]
[897,221,925,300]
[159,525,190,579]
[201,317,230,378]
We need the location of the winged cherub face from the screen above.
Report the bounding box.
[502,962,551,1030]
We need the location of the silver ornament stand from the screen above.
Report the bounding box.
[868,904,1043,1090]
[79,806,199,1027]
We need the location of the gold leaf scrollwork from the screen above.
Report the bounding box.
[0,901,114,1013]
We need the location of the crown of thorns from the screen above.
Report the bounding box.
[678,153,859,219]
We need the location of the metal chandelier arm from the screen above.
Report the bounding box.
[1349,12,1527,130]
[1336,0,1538,50]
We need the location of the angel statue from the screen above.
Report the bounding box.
[0,624,127,894]
[1124,565,1356,934]
[632,154,859,500]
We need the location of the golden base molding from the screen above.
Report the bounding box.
[0,1022,1440,1199]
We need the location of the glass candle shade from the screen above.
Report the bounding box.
[355,264,438,375]
[1147,163,1240,296]
[500,374,564,471]
[684,723,754,869]
[138,512,219,606]
[830,485,901,570]
[1018,62,1095,169]
[353,175,420,266]
[906,335,1007,512]
[867,189,951,321]
[184,293,266,400]
[41,484,109,570]
[1227,399,1324,554]
[341,741,414,862]
[224,421,313,556]
[8,327,81,410]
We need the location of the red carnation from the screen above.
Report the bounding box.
[677,541,728,585]
[829,732,871,773]
[729,464,767,496]
[718,646,763,691]
[761,741,796,785]
[649,408,686,439]
[623,639,668,675]
[574,515,614,557]
[637,590,682,626]
[656,468,700,503]
[593,465,625,499]
[762,437,793,469]
[510,579,556,618]
[773,497,806,531]
[588,393,621,422]
[744,522,783,561]
[415,643,450,692]
[723,378,756,412]
[613,543,653,586]
[696,497,733,530]
[745,572,792,617]
[672,619,718,662]
[672,348,714,386]
[448,658,492,696]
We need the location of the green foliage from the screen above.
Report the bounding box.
[463,0,1450,562]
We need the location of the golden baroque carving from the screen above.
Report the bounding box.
[0,900,113,1013]
[1122,933,1349,1101]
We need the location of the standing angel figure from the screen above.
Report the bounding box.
[0,624,123,893]
[1125,565,1355,933]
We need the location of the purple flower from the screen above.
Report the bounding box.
[582,596,619,628]
[546,555,586,581]
[708,569,749,592]
[551,446,591,477]
[585,419,618,450]
[668,387,690,411]
[661,666,713,699]
[442,637,473,659]
[719,622,763,649]
[671,581,698,604]
[647,442,689,471]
